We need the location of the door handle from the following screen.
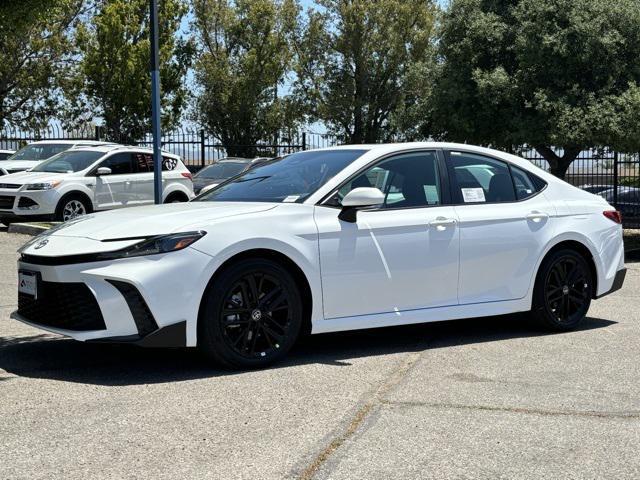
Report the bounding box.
[526,211,549,222]
[429,217,457,229]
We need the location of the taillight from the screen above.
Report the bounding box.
[181,172,193,180]
[603,210,622,224]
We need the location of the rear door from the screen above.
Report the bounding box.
[445,150,553,304]
[132,152,155,204]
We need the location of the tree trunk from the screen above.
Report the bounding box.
[534,145,582,180]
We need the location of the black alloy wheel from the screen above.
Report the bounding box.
[532,249,592,330]
[198,258,303,368]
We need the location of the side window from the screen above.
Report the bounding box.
[449,152,515,203]
[133,153,152,172]
[337,151,441,208]
[162,156,179,171]
[101,153,133,175]
[511,166,537,200]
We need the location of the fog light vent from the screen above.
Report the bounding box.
[18,197,39,209]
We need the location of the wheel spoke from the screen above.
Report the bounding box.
[246,274,260,305]
[264,290,287,312]
[257,286,282,309]
[261,322,284,344]
[263,313,287,333]
[222,307,251,316]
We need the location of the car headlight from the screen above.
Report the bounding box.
[95,231,206,260]
[24,181,61,191]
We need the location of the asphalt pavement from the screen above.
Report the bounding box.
[1,227,638,479]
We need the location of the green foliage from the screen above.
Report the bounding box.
[192,0,300,157]
[295,0,437,144]
[620,176,640,188]
[64,0,192,143]
[0,0,81,128]
[429,0,640,178]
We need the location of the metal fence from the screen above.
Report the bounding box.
[0,125,338,167]
[521,147,640,228]
[1,125,638,227]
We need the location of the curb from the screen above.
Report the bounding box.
[8,223,54,236]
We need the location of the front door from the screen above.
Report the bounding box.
[315,150,460,320]
[94,152,136,209]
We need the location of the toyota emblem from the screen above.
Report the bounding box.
[34,239,49,249]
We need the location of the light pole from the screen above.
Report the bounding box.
[150,0,162,204]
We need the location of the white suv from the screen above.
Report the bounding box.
[0,145,194,224]
[0,140,114,175]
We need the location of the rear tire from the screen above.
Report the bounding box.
[198,258,303,369]
[531,249,593,331]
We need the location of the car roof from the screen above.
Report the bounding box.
[26,140,110,145]
[217,157,253,163]
[68,144,181,158]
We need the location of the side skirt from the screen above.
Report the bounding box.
[310,298,531,335]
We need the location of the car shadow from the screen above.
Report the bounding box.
[0,314,616,386]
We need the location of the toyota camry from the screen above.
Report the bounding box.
[13,143,626,368]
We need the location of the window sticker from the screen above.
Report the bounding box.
[282,195,300,203]
[461,187,486,203]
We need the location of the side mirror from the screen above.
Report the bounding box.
[339,187,384,222]
[96,167,112,176]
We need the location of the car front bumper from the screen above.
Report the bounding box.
[13,246,215,347]
[0,188,60,218]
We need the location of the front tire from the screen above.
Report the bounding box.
[531,249,593,331]
[55,194,91,222]
[198,258,303,369]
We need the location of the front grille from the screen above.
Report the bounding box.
[107,280,158,336]
[18,281,106,331]
[0,195,15,209]
[0,183,19,189]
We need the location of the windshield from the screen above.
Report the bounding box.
[196,162,246,180]
[8,143,74,161]
[32,150,104,173]
[196,149,367,203]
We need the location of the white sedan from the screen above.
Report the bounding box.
[13,143,626,368]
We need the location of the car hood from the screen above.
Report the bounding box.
[193,177,222,188]
[0,160,40,171]
[46,202,278,241]
[0,170,67,185]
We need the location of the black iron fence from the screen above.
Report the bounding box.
[521,147,640,228]
[1,125,638,227]
[0,124,338,167]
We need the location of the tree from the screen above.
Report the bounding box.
[0,0,82,128]
[192,0,300,157]
[65,0,192,143]
[294,0,437,144]
[428,0,640,179]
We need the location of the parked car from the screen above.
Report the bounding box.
[0,149,15,160]
[599,186,640,225]
[193,157,272,194]
[579,184,613,195]
[13,143,625,368]
[0,145,193,224]
[0,140,114,176]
